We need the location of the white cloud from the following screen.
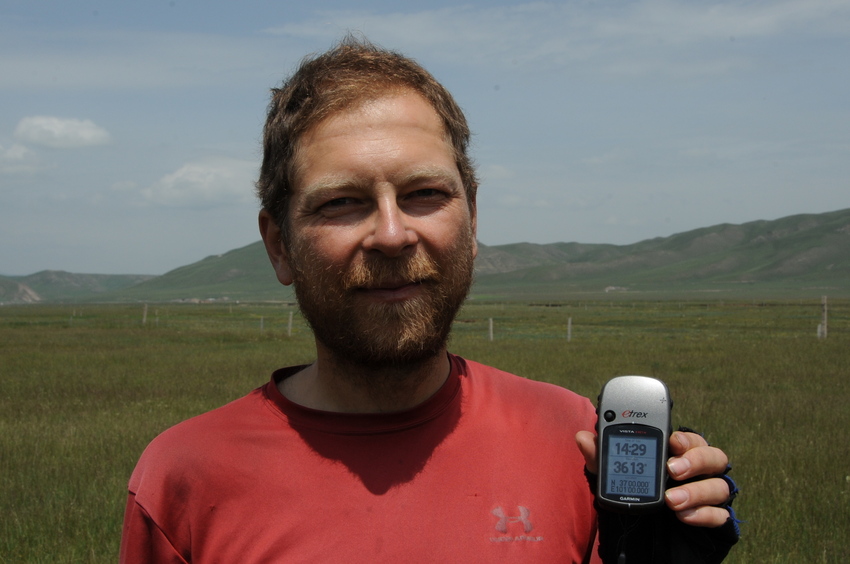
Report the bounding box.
[3,1,847,95]
[265,1,850,78]
[140,157,258,207]
[0,143,39,173]
[14,116,111,149]
[594,0,848,43]
[0,30,286,91]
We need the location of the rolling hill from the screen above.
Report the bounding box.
[3,208,849,303]
[1,271,154,303]
[473,208,850,299]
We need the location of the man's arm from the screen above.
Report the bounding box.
[119,493,188,564]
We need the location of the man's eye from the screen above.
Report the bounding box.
[316,196,366,218]
[409,188,444,199]
[322,197,355,209]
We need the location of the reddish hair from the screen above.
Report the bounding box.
[256,36,477,240]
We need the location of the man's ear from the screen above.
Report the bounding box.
[259,209,294,286]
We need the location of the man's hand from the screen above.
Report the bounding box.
[575,430,732,527]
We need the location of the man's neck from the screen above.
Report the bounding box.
[277,347,451,413]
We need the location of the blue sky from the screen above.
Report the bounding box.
[2,0,849,275]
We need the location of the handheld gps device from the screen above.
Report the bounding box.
[596,375,672,513]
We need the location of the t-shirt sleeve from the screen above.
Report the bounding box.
[119,493,188,564]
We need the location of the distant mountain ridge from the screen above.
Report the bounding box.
[2,208,849,303]
[1,271,154,304]
[472,208,850,298]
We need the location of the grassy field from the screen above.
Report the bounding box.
[1,299,848,562]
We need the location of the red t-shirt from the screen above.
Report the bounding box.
[121,354,600,563]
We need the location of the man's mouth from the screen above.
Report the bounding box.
[356,280,425,301]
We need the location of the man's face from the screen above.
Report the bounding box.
[281,91,477,368]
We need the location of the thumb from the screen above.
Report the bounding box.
[575,430,599,475]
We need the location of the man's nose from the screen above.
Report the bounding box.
[363,198,418,256]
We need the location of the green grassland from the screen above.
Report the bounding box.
[1,300,848,562]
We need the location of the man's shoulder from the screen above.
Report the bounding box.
[156,385,268,441]
[129,386,271,490]
[453,354,594,413]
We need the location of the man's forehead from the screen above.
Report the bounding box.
[305,90,446,140]
[290,91,457,188]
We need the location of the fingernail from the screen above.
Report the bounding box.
[666,488,689,508]
[667,457,691,477]
[677,508,698,521]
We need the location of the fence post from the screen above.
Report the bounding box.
[567,316,572,342]
[489,318,494,342]
[287,311,293,337]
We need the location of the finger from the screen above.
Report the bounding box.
[575,430,598,474]
[665,477,732,512]
[668,430,707,456]
[666,476,732,528]
[672,505,731,528]
[667,445,729,481]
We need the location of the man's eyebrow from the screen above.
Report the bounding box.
[297,167,462,208]
[297,177,368,208]
[395,167,461,190]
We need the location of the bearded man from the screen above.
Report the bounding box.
[121,38,739,563]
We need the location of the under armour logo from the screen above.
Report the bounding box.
[492,506,532,534]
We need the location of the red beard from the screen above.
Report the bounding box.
[288,227,475,370]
